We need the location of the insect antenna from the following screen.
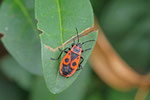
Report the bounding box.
[76,27,79,43]
[81,40,95,45]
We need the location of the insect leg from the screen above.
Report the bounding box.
[77,56,84,71]
[79,56,84,66]
[82,48,91,53]
[51,47,70,60]
[76,27,80,43]
[71,40,76,47]
[81,40,95,45]
[58,48,69,53]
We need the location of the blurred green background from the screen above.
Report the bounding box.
[0,0,150,100]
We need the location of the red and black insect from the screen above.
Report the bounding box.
[51,28,94,77]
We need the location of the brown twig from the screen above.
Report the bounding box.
[89,17,150,92]
[45,25,97,51]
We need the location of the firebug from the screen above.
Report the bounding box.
[51,28,95,77]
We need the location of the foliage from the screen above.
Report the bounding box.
[0,0,150,99]
[35,0,97,93]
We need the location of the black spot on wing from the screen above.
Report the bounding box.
[72,62,76,66]
[65,58,69,63]
[71,51,79,61]
[61,64,73,75]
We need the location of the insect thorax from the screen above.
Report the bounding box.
[72,46,81,54]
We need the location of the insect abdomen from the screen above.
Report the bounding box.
[61,63,73,76]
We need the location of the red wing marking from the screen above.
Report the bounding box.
[70,56,81,69]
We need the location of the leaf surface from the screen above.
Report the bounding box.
[0,0,42,75]
[35,0,97,93]
[0,55,33,90]
[30,63,92,100]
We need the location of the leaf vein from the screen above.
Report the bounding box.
[56,0,64,44]
[14,0,37,33]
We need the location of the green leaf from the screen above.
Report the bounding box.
[0,55,34,90]
[117,16,150,74]
[35,0,97,94]
[30,63,92,100]
[146,93,150,100]
[57,63,92,100]
[0,0,42,75]
[0,76,25,100]
[87,92,103,100]
[100,0,150,74]
[30,77,55,100]
[107,88,136,100]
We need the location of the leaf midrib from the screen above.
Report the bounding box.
[56,0,64,45]
[54,0,64,93]
[14,0,37,33]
